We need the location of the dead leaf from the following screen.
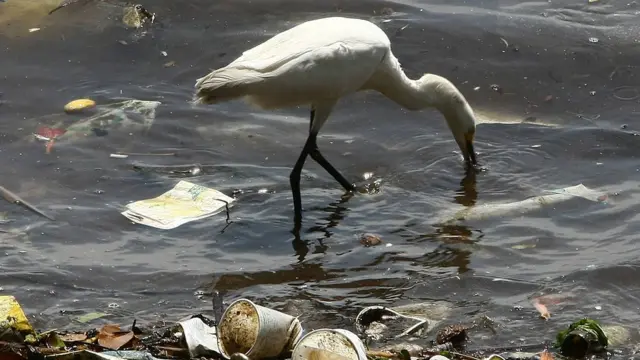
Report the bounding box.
[59,333,88,342]
[97,324,136,350]
[540,349,554,360]
[533,299,551,320]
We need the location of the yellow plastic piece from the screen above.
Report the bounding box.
[64,98,96,113]
[0,295,33,333]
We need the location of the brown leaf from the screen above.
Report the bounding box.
[540,349,554,360]
[59,333,88,342]
[97,324,135,350]
[533,299,551,320]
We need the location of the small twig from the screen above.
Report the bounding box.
[211,290,224,326]
[216,199,231,224]
[366,350,396,359]
[0,185,55,221]
[449,351,481,360]
[117,152,176,157]
[65,340,119,352]
[466,342,549,354]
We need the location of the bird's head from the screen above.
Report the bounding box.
[419,74,478,167]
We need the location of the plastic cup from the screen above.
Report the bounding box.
[217,298,303,359]
[291,328,367,360]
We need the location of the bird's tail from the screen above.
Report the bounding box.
[193,67,262,105]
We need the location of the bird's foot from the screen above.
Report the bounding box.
[353,179,382,195]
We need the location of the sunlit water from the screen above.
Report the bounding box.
[1,0,640,352]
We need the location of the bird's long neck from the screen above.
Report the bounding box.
[369,54,436,111]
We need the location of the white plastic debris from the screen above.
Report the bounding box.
[430,356,451,360]
[121,180,235,229]
[178,317,221,358]
[442,183,607,223]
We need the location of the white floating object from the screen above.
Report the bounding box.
[121,180,235,229]
[441,184,607,223]
[110,153,129,159]
[179,317,221,358]
[29,28,40,33]
[33,134,50,142]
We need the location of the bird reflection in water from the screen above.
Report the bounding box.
[403,166,484,274]
[291,194,351,262]
[290,166,482,269]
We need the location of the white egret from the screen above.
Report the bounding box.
[194,16,478,222]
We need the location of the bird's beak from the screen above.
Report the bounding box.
[464,131,477,166]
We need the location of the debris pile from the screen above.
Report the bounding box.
[0,295,629,360]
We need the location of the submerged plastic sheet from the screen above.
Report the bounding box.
[29,99,161,145]
[441,183,606,224]
[121,180,235,229]
[59,99,160,141]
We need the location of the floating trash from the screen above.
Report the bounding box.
[441,183,607,224]
[64,98,96,113]
[218,298,302,359]
[556,318,608,358]
[355,306,430,341]
[121,180,235,230]
[291,329,367,360]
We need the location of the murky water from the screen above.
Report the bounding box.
[1,0,640,352]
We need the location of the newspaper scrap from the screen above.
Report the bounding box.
[121,180,235,229]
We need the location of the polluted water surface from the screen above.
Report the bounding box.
[1,0,640,359]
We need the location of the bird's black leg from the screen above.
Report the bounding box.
[308,137,355,193]
[291,103,355,230]
[290,109,316,228]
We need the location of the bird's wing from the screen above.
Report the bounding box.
[229,34,334,73]
[227,18,389,74]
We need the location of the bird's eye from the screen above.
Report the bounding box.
[135,4,142,10]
